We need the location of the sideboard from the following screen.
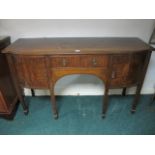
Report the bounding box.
[3,38,153,119]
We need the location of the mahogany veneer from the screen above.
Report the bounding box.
[0,36,18,117]
[3,38,153,119]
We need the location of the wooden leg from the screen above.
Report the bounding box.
[122,88,126,96]
[102,85,109,118]
[31,89,35,97]
[19,87,29,115]
[150,93,155,104]
[131,84,142,113]
[152,94,155,103]
[131,52,152,113]
[50,86,58,119]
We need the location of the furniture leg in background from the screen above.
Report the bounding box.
[122,88,126,96]
[150,84,155,104]
[31,89,35,97]
[150,94,155,104]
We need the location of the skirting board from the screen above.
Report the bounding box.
[24,87,155,96]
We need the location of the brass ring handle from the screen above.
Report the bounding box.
[92,58,97,66]
[62,58,67,66]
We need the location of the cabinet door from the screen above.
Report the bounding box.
[128,53,146,84]
[110,53,145,87]
[14,55,48,88]
[110,55,130,87]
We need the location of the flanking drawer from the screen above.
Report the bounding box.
[50,56,81,67]
[81,55,109,67]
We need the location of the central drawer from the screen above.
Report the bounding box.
[81,55,109,67]
[50,55,109,68]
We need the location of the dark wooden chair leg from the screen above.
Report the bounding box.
[102,86,109,118]
[152,94,155,102]
[122,88,126,96]
[31,89,35,97]
[131,84,142,113]
[150,93,155,104]
[50,86,58,119]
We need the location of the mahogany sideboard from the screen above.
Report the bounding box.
[0,36,18,117]
[3,38,153,119]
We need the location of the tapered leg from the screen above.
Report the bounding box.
[102,85,110,118]
[122,88,126,96]
[131,52,152,113]
[19,87,29,115]
[50,86,58,119]
[131,84,142,113]
[31,89,35,97]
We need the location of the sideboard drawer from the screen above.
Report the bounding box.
[81,55,109,67]
[50,56,81,67]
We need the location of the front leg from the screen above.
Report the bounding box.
[102,85,110,118]
[131,84,142,113]
[20,87,29,115]
[50,85,58,119]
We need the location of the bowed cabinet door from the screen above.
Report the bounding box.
[110,53,146,88]
[13,55,49,89]
[127,52,146,84]
[110,54,130,87]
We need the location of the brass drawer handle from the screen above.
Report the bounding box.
[62,58,67,66]
[92,58,97,66]
[111,71,116,79]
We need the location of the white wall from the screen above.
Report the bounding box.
[0,19,155,95]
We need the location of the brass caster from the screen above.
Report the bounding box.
[131,109,136,114]
[102,114,106,119]
[24,107,29,115]
[54,113,58,119]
